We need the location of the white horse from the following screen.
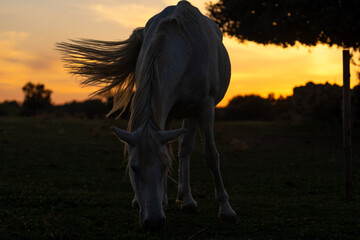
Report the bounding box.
[57,0,237,231]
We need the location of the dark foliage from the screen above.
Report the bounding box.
[0,101,21,116]
[352,85,360,125]
[207,0,360,49]
[54,99,108,119]
[53,98,130,119]
[274,95,293,120]
[216,82,359,122]
[216,94,293,121]
[293,82,343,121]
[226,94,276,121]
[21,82,53,116]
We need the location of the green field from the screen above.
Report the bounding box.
[0,117,359,240]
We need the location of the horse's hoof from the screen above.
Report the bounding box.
[181,201,198,212]
[219,205,237,222]
[176,199,198,212]
[219,212,237,222]
[132,198,139,208]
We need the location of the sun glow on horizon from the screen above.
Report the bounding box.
[217,38,358,107]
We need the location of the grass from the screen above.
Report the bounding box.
[0,117,359,239]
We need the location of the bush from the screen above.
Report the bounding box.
[293,82,342,121]
[55,99,107,119]
[21,82,53,116]
[0,101,21,116]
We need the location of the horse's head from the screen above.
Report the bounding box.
[111,126,185,231]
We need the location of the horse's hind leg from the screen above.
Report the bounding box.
[177,118,198,211]
[199,99,237,221]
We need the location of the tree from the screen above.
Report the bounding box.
[55,99,107,118]
[0,101,21,116]
[21,82,52,116]
[207,0,359,199]
[207,0,360,48]
[227,94,275,121]
[293,82,342,121]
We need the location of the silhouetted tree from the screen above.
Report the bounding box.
[293,82,342,121]
[21,82,52,116]
[274,95,293,120]
[55,99,107,118]
[227,94,275,120]
[0,101,21,116]
[207,0,360,48]
[221,94,293,121]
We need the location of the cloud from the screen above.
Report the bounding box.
[0,31,80,103]
[0,31,58,73]
[0,31,33,80]
[89,3,160,29]
[0,31,32,59]
[0,31,29,41]
[88,0,208,29]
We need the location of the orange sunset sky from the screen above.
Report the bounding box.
[0,0,358,107]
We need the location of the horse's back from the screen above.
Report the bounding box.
[141,1,230,117]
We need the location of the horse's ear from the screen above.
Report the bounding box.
[111,126,136,146]
[159,128,186,144]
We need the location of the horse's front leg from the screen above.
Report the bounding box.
[177,118,198,211]
[199,100,237,221]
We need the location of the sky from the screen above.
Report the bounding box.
[0,0,358,107]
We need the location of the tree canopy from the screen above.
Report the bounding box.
[207,0,360,49]
[21,82,52,115]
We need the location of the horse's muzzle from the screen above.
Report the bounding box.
[141,215,166,231]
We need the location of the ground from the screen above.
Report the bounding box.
[0,117,359,239]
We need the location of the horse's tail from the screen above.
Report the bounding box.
[56,27,144,117]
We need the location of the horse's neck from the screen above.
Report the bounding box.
[129,94,170,132]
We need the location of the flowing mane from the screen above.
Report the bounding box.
[56,28,144,117]
[129,1,203,132]
[126,2,204,168]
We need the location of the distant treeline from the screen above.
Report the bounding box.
[1,81,359,123]
[216,82,360,124]
[0,99,109,119]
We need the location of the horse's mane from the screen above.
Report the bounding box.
[127,1,202,168]
[129,1,202,131]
